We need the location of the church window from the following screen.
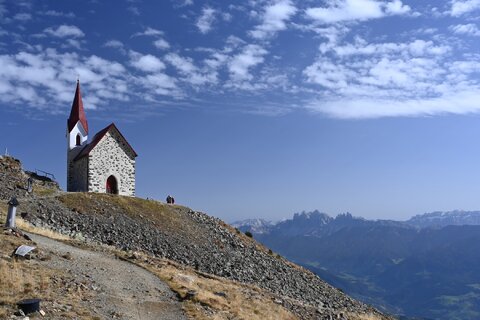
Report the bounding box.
[76,134,81,146]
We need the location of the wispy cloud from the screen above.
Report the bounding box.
[306,0,410,24]
[13,13,32,22]
[250,0,297,39]
[131,27,170,51]
[44,25,84,38]
[306,90,480,119]
[153,38,170,50]
[196,7,216,34]
[228,44,268,82]
[450,0,480,16]
[0,49,128,111]
[450,23,480,36]
[165,52,217,86]
[127,6,140,16]
[104,39,124,49]
[301,31,480,119]
[132,27,164,37]
[41,10,75,18]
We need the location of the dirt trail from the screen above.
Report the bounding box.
[28,233,187,320]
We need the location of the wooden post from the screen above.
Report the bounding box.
[5,197,19,229]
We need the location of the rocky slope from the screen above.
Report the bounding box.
[1,156,390,320]
[0,156,60,201]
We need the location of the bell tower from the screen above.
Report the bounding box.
[67,80,89,191]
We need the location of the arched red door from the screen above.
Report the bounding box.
[106,175,118,194]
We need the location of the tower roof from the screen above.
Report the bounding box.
[67,80,89,134]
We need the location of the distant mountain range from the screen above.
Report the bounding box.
[232,210,480,320]
[407,210,480,229]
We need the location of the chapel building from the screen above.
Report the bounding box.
[66,81,137,196]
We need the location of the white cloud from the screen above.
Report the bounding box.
[0,49,128,111]
[330,38,450,57]
[385,0,411,14]
[153,38,170,50]
[132,27,164,37]
[44,25,84,38]
[204,52,228,69]
[250,0,297,39]
[450,23,480,36]
[128,6,140,16]
[300,33,480,119]
[104,40,124,49]
[139,73,179,97]
[165,53,196,74]
[0,1,7,20]
[196,7,216,34]
[165,53,217,86]
[306,90,480,119]
[42,10,75,18]
[450,0,480,16]
[13,13,31,21]
[130,53,165,72]
[175,0,193,7]
[65,39,83,49]
[306,0,410,24]
[228,44,268,82]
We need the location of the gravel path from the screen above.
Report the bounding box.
[28,233,187,320]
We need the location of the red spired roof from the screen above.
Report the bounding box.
[73,123,138,161]
[67,80,89,134]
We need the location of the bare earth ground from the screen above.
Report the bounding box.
[27,233,187,320]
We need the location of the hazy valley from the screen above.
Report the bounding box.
[234,210,480,320]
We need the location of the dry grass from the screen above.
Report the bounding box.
[15,218,71,241]
[0,206,94,319]
[118,252,298,320]
[32,184,58,197]
[349,313,389,320]
[58,193,187,227]
[0,233,49,312]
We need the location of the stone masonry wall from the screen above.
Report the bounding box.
[87,129,136,196]
[67,147,88,192]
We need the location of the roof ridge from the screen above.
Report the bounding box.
[73,123,137,161]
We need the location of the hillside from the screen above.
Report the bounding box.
[0,156,388,320]
[235,211,480,319]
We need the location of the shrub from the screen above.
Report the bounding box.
[245,231,253,238]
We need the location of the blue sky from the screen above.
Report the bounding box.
[1,0,480,222]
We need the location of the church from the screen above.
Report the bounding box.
[66,81,137,196]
